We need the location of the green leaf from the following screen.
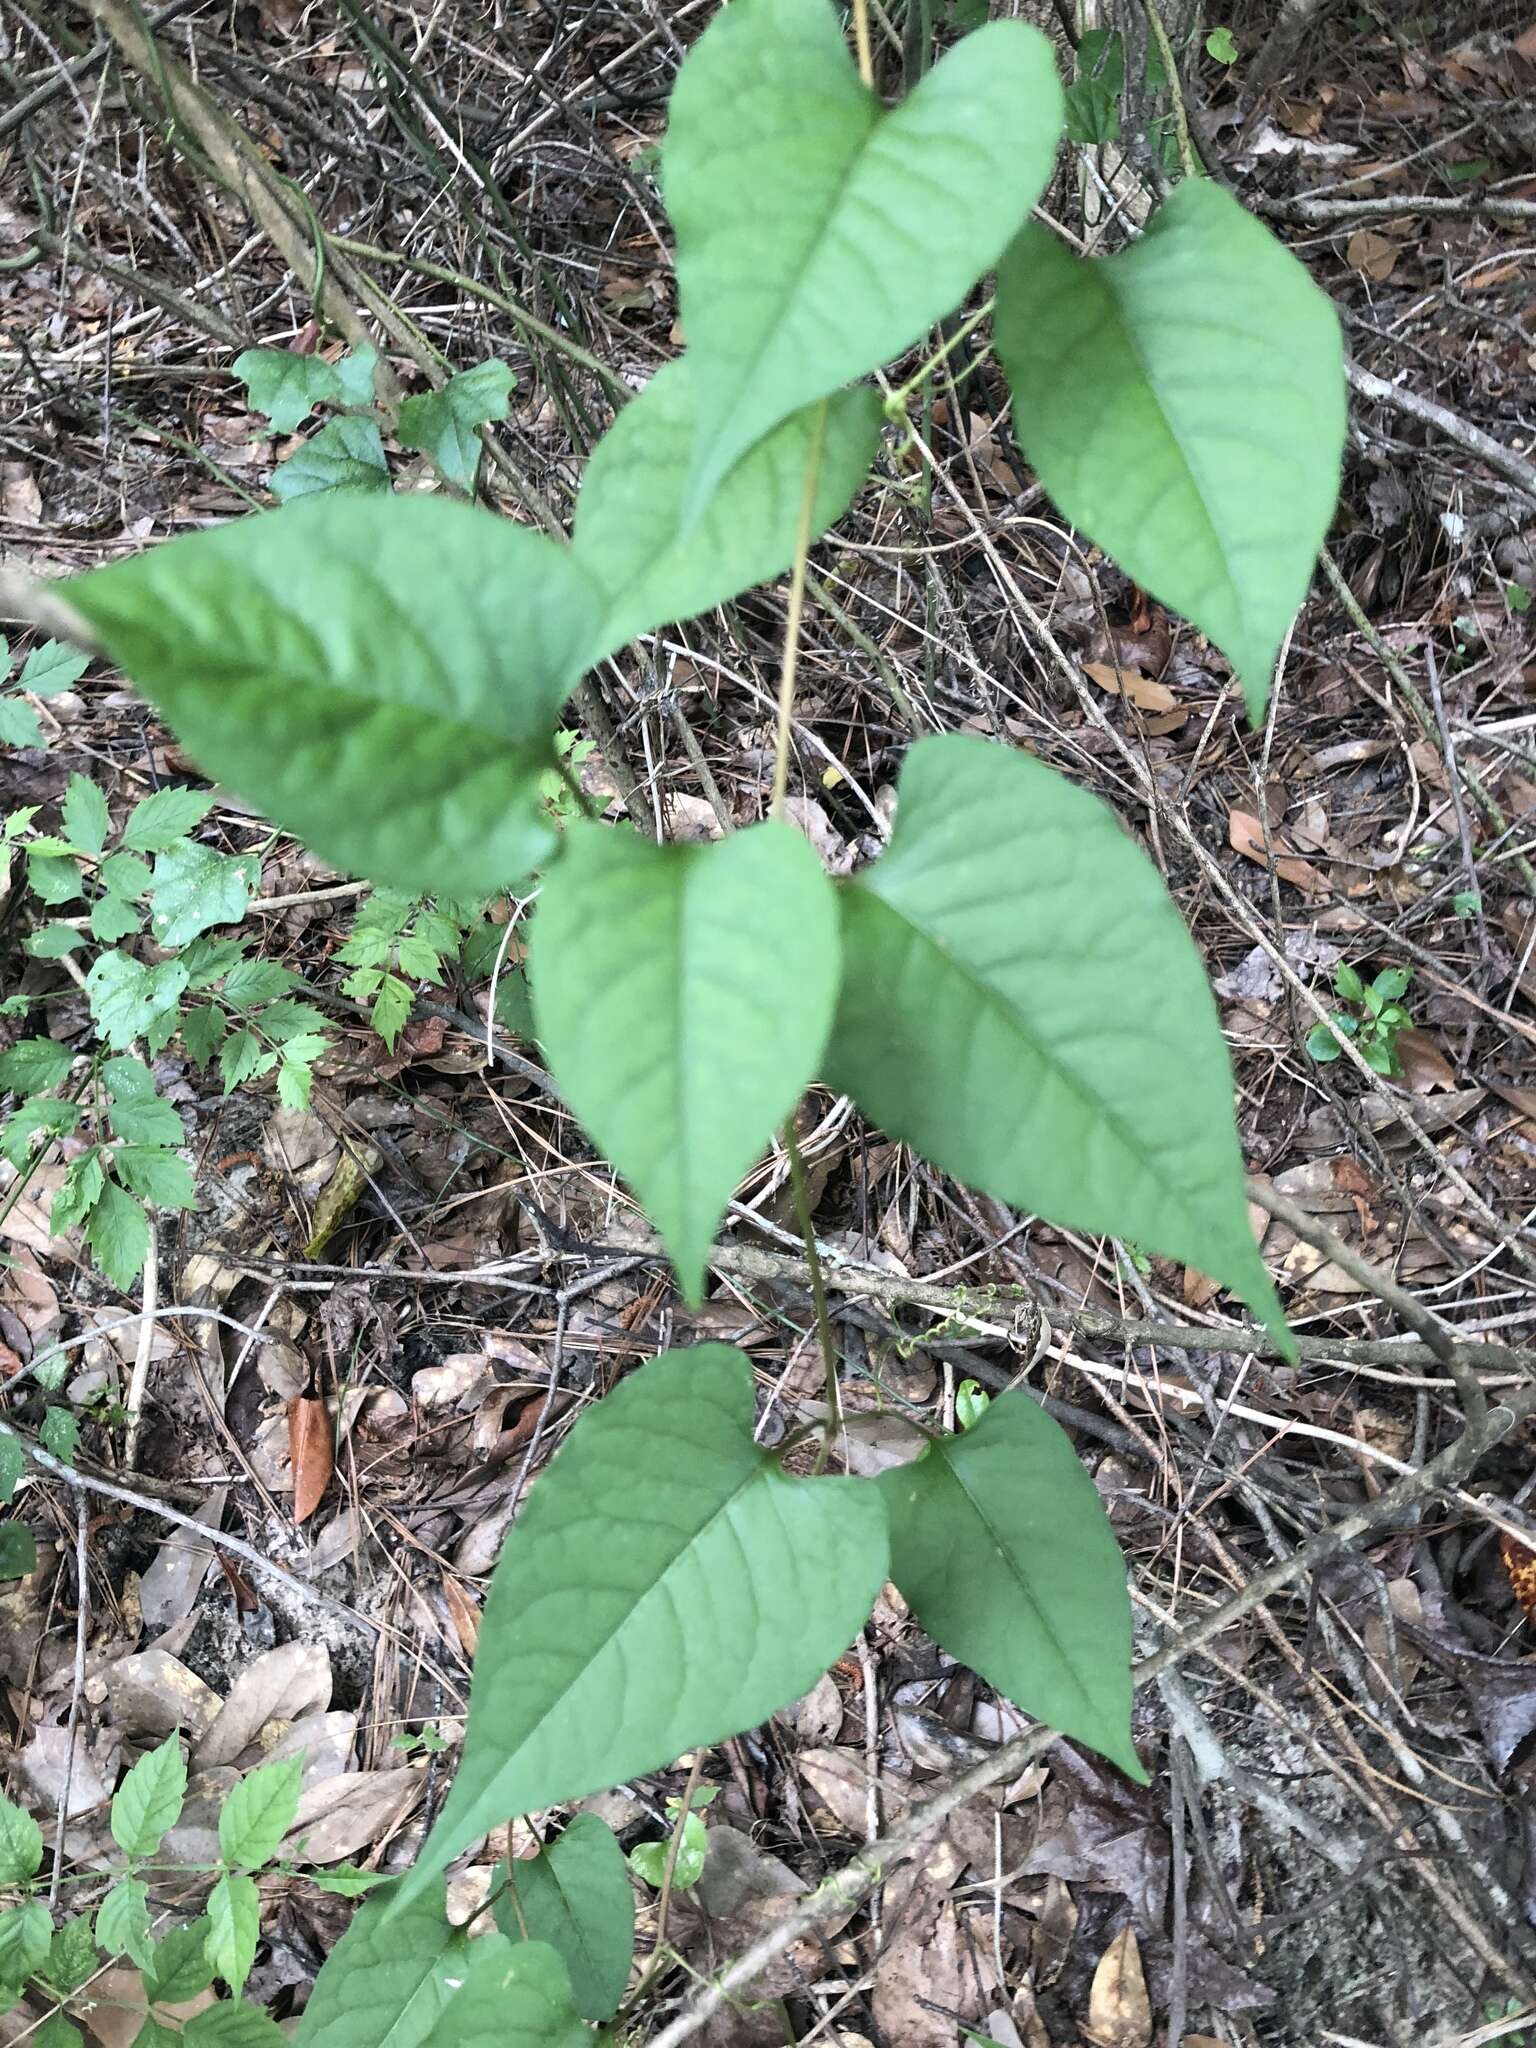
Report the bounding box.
[0,1038,74,1094]
[180,1007,228,1069]
[1306,1023,1342,1060]
[61,775,109,857]
[1205,24,1239,61]
[0,698,43,748]
[27,851,82,906]
[996,179,1345,719]
[397,1345,888,1909]
[219,1757,301,1870]
[303,1866,390,1898]
[294,1886,470,2048]
[0,1436,26,1509]
[142,1917,217,2003]
[879,1391,1140,1774]
[332,343,381,408]
[85,1181,151,1290]
[0,1902,51,1985]
[234,347,346,433]
[205,1874,260,1994]
[218,1028,264,1093]
[147,842,255,947]
[91,896,143,943]
[105,1058,184,1146]
[113,1147,196,1210]
[18,642,90,698]
[1373,966,1411,1001]
[417,1936,588,2048]
[112,1732,188,1858]
[44,1914,98,1995]
[86,953,190,1051]
[121,786,214,852]
[131,2021,182,2048]
[50,1154,106,1237]
[221,959,301,1006]
[66,496,601,897]
[663,0,1062,516]
[0,1521,38,1584]
[184,2004,286,2046]
[397,360,516,491]
[496,1814,635,2021]
[271,418,390,502]
[629,1809,707,1891]
[824,736,1285,1339]
[573,362,880,663]
[96,1877,154,1966]
[2,1096,79,1166]
[35,2014,83,2048]
[40,1408,78,1464]
[532,820,840,1301]
[0,1794,42,1882]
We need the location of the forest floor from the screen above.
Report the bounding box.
[2,2,1536,2045]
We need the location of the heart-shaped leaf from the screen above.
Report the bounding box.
[879,1393,1141,1776]
[664,0,1062,516]
[398,359,517,491]
[394,1345,888,1909]
[995,179,1345,718]
[66,496,602,896]
[532,819,840,1301]
[573,359,881,664]
[825,735,1286,1339]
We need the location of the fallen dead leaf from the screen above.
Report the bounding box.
[441,1572,481,1658]
[1227,809,1328,894]
[1346,229,1399,280]
[289,1393,334,1526]
[196,1640,333,1768]
[1086,1924,1153,2048]
[1394,1026,1456,1093]
[1082,660,1176,713]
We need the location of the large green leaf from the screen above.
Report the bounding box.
[573,360,881,663]
[65,497,602,897]
[395,1346,888,1910]
[532,819,840,1302]
[417,1937,588,2048]
[879,1393,1141,1776]
[495,1814,634,2022]
[294,1888,468,2048]
[664,0,1062,516]
[825,735,1285,1337]
[995,178,1345,717]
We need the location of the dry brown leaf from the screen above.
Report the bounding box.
[441,1573,481,1659]
[289,1393,334,1526]
[290,1767,422,1864]
[1085,1925,1153,2048]
[1082,660,1176,714]
[1393,1026,1456,1094]
[1227,809,1328,894]
[196,1640,333,1768]
[1346,229,1399,280]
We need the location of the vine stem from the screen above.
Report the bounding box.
[1142,0,1196,179]
[783,1118,841,1475]
[769,401,828,822]
[616,1748,706,2023]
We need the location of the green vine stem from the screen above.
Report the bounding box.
[769,399,828,821]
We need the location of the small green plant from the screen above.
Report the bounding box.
[0,1738,350,2042]
[1205,24,1239,63]
[0,637,89,748]
[627,1783,717,1893]
[0,782,331,1291]
[1306,962,1413,1076]
[26,0,1349,2033]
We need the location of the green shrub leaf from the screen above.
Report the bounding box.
[183,2004,287,2046]
[148,843,256,947]
[18,642,90,698]
[85,1181,151,1291]
[142,1916,217,2003]
[65,497,602,897]
[111,1732,188,1858]
[664,0,1061,515]
[121,786,214,853]
[270,418,390,502]
[205,1873,260,1994]
[113,1147,196,1210]
[397,361,516,491]
[995,179,1345,717]
[61,774,108,857]
[86,953,189,1051]
[0,1901,51,1985]
[219,1757,302,1869]
[0,1794,42,1883]
[825,736,1285,1338]
[95,1877,154,1967]
[233,348,345,435]
[418,1936,587,2048]
[495,1813,635,2022]
[879,1392,1140,1774]
[397,1345,888,1909]
[573,360,881,662]
[0,1521,35,1582]
[532,820,840,1301]
[294,1887,469,2048]
[0,1038,74,1094]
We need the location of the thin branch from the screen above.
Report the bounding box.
[1347,363,1536,508]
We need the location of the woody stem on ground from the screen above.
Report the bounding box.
[1142,0,1197,178]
